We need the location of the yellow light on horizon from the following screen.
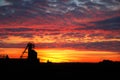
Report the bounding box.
[37,48,120,63]
[0,48,120,63]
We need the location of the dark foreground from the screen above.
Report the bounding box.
[0,60,120,79]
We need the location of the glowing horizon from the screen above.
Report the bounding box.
[0,48,120,63]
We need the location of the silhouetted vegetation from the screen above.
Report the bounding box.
[0,57,120,79]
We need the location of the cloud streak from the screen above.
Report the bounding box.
[0,0,120,53]
[0,0,12,6]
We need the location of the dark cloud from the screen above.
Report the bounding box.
[16,33,34,38]
[0,28,61,39]
[0,42,26,48]
[0,0,120,16]
[96,16,120,24]
[61,32,84,38]
[0,32,34,39]
[1,41,120,52]
[89,33,120,39]
[0,33,8,38]
[0,28,34,38]
[74,17,120,30]
[58,41,120,52]
[1,28,33,32]
[0,0,119,27]
[44,32,60,36]
[36,29,60,32]
[92,17,120,30]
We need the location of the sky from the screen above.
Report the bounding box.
[0,0,120,62]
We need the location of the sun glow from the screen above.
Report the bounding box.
[37,48,120,63]
[0,48,120,63]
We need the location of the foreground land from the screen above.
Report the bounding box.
[0,59,120,79]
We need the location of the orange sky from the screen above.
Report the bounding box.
[0,48,120,63]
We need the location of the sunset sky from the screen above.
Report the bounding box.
[0,0,120,63]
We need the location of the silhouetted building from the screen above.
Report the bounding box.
[20,42,39,63]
